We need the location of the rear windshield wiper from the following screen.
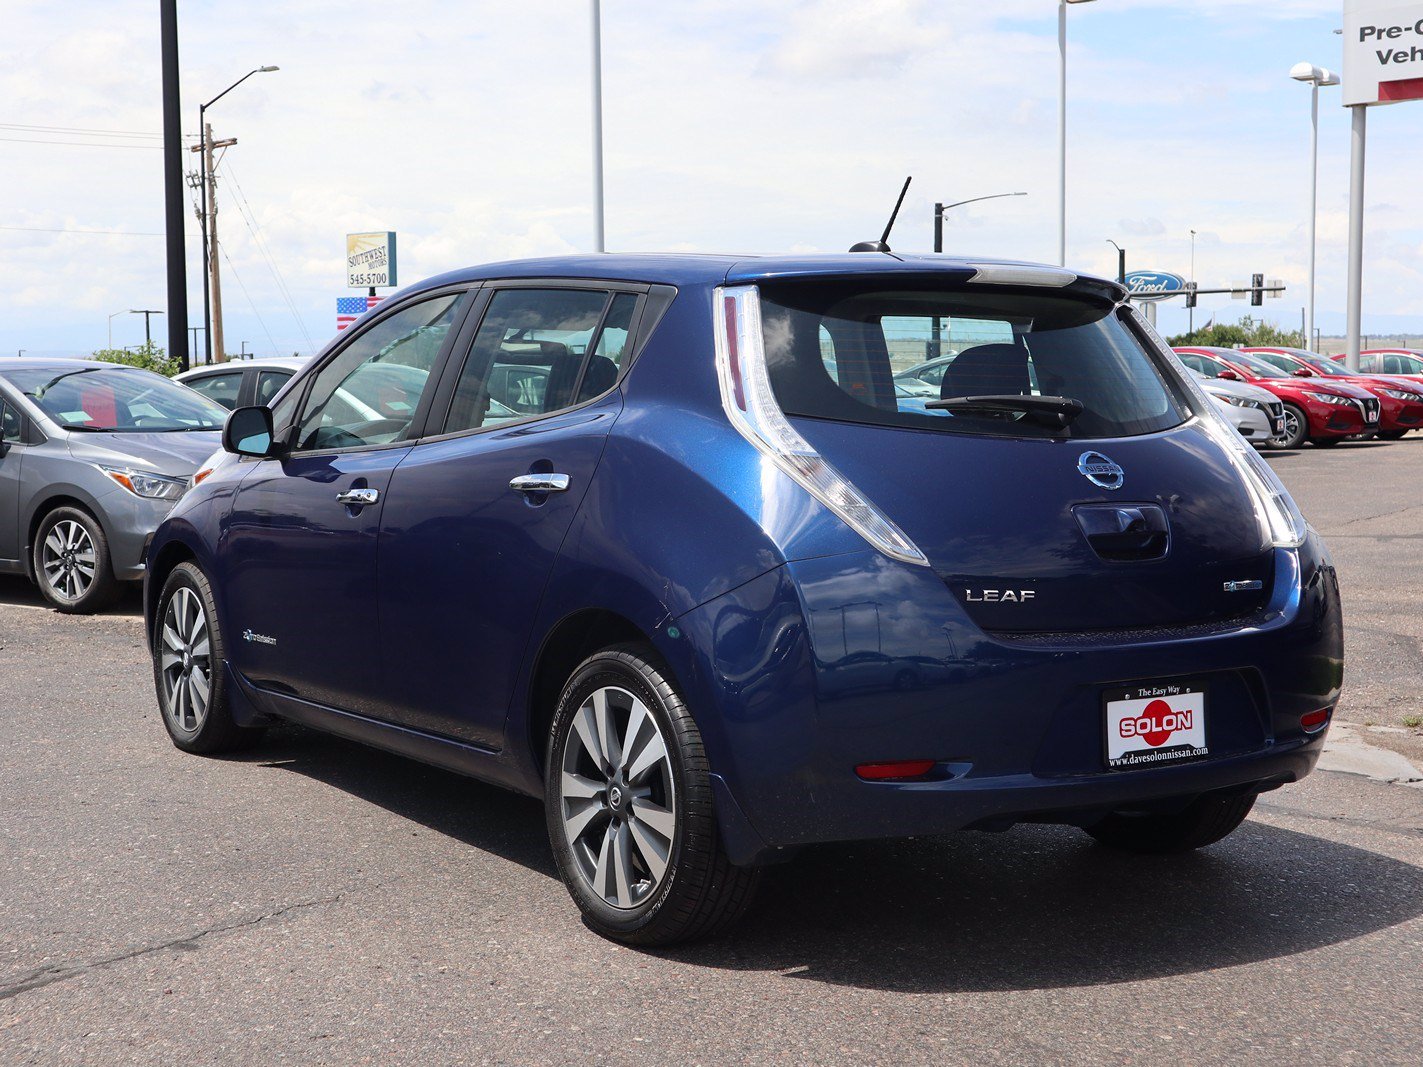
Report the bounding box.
[925,394,1085,429]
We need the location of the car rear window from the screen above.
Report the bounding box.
[759,281,1189,440]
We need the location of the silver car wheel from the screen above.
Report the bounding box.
[1274,408,1303,447]
[40,519,97,601]
[559,685,677,911]
[160,587,212,735]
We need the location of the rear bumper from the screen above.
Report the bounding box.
[679,534,1342,861]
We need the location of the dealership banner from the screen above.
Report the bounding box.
[1343,0,1423,105]
[346,231,398,288]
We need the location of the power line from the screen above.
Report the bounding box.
[221,161,317,354]
[0,135,164,149]
[0,224,196,237]
[219,244,281,357]
[0,122,177,138]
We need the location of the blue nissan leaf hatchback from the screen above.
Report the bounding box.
[146,254,1342,945]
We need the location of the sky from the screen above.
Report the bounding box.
[3,0,1421,359]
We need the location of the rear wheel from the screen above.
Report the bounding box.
[545,644,759,946]
[1272,403,1308,449]
[153,562,264,754]
[1083,793,1256,854]
[32,506,120,614]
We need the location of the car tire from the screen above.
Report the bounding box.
[31,505,121,614]
[1378,429,1407,440]
[1083,792,1256,854]
[1312,437,1341,448]
[1272,403,1309,449]
[152,562,264,755]
[544,643,760,946]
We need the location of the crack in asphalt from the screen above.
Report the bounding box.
[1320,502,1423,531]
[0,894,341,1003]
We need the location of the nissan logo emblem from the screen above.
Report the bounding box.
[1077,451,1125,490]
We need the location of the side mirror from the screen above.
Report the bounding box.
[1293,367,1314,377]
[223,405,277,458]
[1216,370,1240,381]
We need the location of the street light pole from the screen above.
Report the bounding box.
[1291,63,1339,356]
[1106,239,1125,284]
[195,65,278,365]
[932,193,1027,357]
[590,0,606,253]
[1058,0,1097,268]
[134,309,163,347]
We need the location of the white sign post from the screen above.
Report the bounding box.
[1340,1,1423,371]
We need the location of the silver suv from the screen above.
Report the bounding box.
[0,358,226,612]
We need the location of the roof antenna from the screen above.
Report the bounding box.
[850,175,911,253]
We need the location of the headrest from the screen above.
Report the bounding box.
[940,343,1030,399]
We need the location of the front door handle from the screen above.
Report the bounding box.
[336,487,380,507]
[509,473,570,494]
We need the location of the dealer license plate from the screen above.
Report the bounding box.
[1103,681,1208,770]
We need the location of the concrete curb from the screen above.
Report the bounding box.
[1318,722,1423,788]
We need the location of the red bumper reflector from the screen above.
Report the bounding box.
[856,759,936,781]
[1300,708,1331,733]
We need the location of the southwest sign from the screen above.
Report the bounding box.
[1344,0,1423,106]
[1123,271,1186,301]
[346,231,398,289]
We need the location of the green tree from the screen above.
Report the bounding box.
[1168,315,1304,349]
[90,341,182,377]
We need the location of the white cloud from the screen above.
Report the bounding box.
[0,0,1419,357]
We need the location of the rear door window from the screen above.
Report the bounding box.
[256,370,293,406]
[442,288,627,434]
[760,282,1188,440]
[186,371,243,410]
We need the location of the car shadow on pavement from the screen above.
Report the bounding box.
[251,726,1423,992]
[245,724,559,878]
[0,574,143,616]
[665,820,1423,992]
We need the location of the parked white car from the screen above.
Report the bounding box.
[1194,371,1283,446]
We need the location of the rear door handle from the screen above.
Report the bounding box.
[509,473,570,494]
[336,487,380,506]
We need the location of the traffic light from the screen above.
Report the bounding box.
[1185,282,1198,309]
[1251,273,1264,307]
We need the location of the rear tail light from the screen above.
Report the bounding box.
[1300,708,1331,733]
[713,286,928,567]
[856,759,937,781]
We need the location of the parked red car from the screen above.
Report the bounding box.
[1336,349,1423,388]
[1174,346,1374,448]
[1244,347,1423,441]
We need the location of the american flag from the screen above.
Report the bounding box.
[337,294,384,331]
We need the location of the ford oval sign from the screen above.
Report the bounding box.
[1123,271,1186,301]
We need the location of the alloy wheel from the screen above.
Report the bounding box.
[1274,407,1303,448]
[41,519,96,601]
[559,685,677,910]
[160,586,212,735]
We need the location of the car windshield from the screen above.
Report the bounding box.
[3,365,227,432]
[1224,351,1293,379]
[760,282,1189,440]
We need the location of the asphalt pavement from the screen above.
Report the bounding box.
[1,436,1421,1065]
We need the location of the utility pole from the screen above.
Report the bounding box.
[193,124,237,364]
[188,326,203,365]
[134,309,163,346]
[159,0,189,372]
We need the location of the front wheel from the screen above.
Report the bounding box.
[1312,437,1342,448]
[1271,403,1308,449]
[1378,429,1407,441]
[152,562,264,754]
[1083,793,1256,854]
[32,506,120,614]
[545,644,759,946]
